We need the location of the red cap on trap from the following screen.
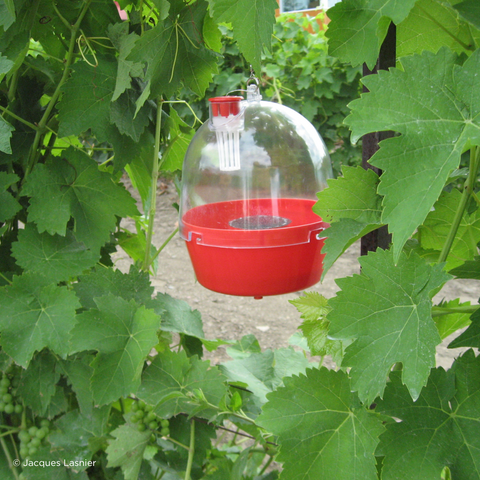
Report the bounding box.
[209,96,243,117]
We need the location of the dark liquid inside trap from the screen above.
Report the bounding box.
[229,215,291,230]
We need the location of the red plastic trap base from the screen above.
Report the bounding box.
[181,198,327,298]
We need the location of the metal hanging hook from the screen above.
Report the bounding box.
[246,65,260,87]
[227,66,262,100]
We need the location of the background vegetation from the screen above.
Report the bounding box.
[0,0,479,479]
[179,13,362,176]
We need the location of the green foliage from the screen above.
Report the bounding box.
[289,292,342,361]
[262,14,362,175]
[258,368,385,480]
[329,248,449,404]
[292,1,480,478]
[346,47,480,261]
[327,0,418,69]
[376,351,480,480]
[0,0,282,478]
[1,0,480,479]
[314,165,383,275]
[183,13,363,176]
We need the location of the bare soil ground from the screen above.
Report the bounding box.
[116,181,479,369]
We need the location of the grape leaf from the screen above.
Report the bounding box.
[346,48,480,260]
[16,351,59,416]
[0,54,14,75]
[289,292,343,361]
[0,171,20,221]
[0,274,80,367]
[0,116,14,154]
[117,224,158,267]
[416,189,480,270]
[450,256,480,279]
[434,299,473,340]
[225,334,261,360]
[123,134,156,210]
[57,55,116,141]
[22,446,89,480]
[0,0,15,30]
[162,108,195,172]
[12,223,99,283]
[449,307,480,348]
[0,447,14,480]
[376,350,480,480]
[326,0,418,69]
[70,295,161,405]
[313,166,383,276]
[318,219,381,278]
[44,386,69,420]
[328,248,449,404]
[289,292,330,322]
[127,0,218,99]
[398,0,480,58]
[219,347,312,406]
[74,266,154,310]
[50,407,110,470]
[208,0,278,75]
[110,89,150,142]
[257,368,385,480]
[152,292,205,339]
[150,0,170,20]
[314,166,382,224]
[106,423,151,480]
[203,11,222,52]
[22,148,138,251]
[137,349,228,420]
[455,0,480,29]
[58,354,95,415]
[107,22,143,102]
[106,124,153,173]
[155,415,216,477]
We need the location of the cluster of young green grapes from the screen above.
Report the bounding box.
[18,421,50,458]
[130,401,169,436]
[0,371,51,459]
[0,374,22,415]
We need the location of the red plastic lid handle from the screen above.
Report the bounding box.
[209,96,243,117]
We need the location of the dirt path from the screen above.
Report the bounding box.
[116,182,479,369]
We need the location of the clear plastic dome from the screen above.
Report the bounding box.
[179,86,332,297]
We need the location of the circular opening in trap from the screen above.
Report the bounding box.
[229,215,292,230]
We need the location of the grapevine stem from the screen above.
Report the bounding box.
[170,22,180,83]
[0,436,19,480]
[0,429,20,439]
[438,146,480,264]
[52,1,72,30]
[259,455,274,475]
[273,77,282,105]
[142,98,163,272]
[0,106,39,131]
[25,0,93,177]
[432,305,479,317]
[162,100,203,128]
[184,419,195,480]
[7,68,21,103]
[166,436,190,451]
[0,272,12,285]
[155,469,166,480]
[199,398,259,426]
[7,0,41,102]
[149,227,179,265]
[139,0,145,35]
[472,191,480,207]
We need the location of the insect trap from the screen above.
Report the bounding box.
[179,77,332,298]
